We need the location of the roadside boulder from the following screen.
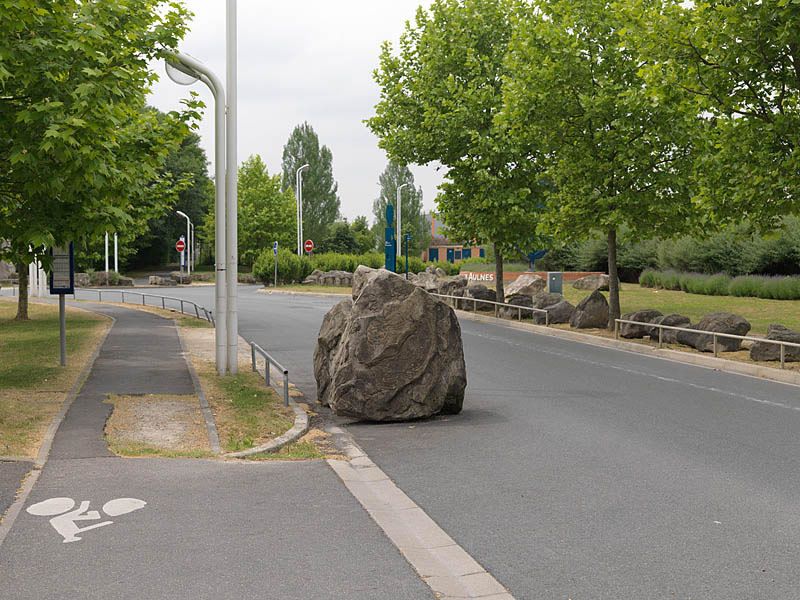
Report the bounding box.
[499,294,533,319]
[570,290,609,329]
[411,271,440,293]
[313,298,354,406]
[675,312,751,352]
[170,271,192,284]
[117,276,135,287]
[149,275,171,286]
[426,265,447,277]
[318,270,353,287]
[315,268,467,421]
[436,275,468,298]
[505,273,546,297]
[573,274,610,291]
[619,309,663,339]
[533,300,575,325]
[647,314,691,344]
[303,269,324,285]
[750,324,800,362]
[532,292,564,310]
[463,284,496,311]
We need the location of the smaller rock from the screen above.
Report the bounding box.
[149,275,171,286]
[499,294,534,319]
[463,284,496,311]
[411,271,439,293]
[675,312,751,352]
[619,309,663,339]
[570,290,609,329]
[532,292,564,310]
[170,271,192,284]
[505,273,546,297]
[750,324,800,362]
[533,300,575,325]
[647,314,691,344]
[304,269,324,285]
[573,274,610,291]
[436,275,468,298]
[117,276,135,287]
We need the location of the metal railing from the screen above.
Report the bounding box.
[76,288,214,325]
[615,318,800,369]
[250,341,290,406]
[431,292,550,326]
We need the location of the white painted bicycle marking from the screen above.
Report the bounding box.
[26,497,146,543]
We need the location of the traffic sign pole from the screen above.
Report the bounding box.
[273,241,278,288]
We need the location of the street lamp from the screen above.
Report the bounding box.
[296,164,310,255]
[165,51,228,376]
[226,0,238,374]
[396,183,409,259]
[176,210,192,276]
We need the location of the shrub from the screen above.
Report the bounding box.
[253,248,311,284]
[640,269,800,300]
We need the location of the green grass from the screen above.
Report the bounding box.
[106,442,214,459]
[246,441,323,461]
[0,300,106,389]
[563,283,800,335]
[266,284,351,295]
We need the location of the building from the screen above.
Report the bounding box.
[422,212,485,263]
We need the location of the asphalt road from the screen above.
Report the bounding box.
[106,284,800,599]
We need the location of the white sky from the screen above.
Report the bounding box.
[148,0,444,224]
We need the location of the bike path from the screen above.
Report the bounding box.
[0,304,431,600]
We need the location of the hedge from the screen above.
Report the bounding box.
[639,269,800,300]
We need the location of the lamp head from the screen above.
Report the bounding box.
[165,58,199,86]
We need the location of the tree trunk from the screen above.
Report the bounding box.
[15,262,29,321]
[494,243,505,304]
[607,228,620,330]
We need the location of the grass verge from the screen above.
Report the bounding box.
[262,285,351,296]
[0,297,109,457]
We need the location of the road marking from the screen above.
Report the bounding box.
[326,426,515,600]
[465,329,800,414]
[26,497,146,543]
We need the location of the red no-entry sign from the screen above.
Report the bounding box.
[176,239,186,253]
[304,239,314,253]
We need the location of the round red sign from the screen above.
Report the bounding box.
[176,239,186,253]
[304,239,314,253]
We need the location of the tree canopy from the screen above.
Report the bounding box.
[371,162,430,256]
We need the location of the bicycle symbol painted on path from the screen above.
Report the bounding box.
[26,497,147,543]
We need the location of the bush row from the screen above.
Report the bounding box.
[252,249,459,285]
[640,269,800,300]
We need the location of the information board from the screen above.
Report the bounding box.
[50,243,75,295]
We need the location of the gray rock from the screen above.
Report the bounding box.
[532,292,564,310]
[436,275,468,298]
[170,271,192,284]
[505,273,546,297]
[117,276,135,287]
[463,284,496,311]
[499,294,534,319]
[647,314,691,344]
[425,265,447,277]
[303,269,324,285]
[237,273,257,284]
[0,261,15,280]
[149,275,172,286]
[318,270,353,287]
[750,324,800,362]
[75,273,90,288]
[675,312,751,352]
[411,271,440,293]
[570,290,609,329]
[573,273,610,291]
[619,309,663,339]
[316,268,466,421]
[533,300,575,325]
[313,298,354,407]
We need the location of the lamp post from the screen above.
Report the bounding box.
[396,183,409,259]
[176,210,192,276]
[165,52,228,375]
[114,233,118,273]
[296,164,310,256]
[226,0,238,373]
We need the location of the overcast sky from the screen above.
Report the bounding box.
[148,0,443,225]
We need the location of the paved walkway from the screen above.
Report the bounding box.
[0,305,431,600]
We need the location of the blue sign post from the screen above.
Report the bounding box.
[384,204,396,272]
[404,234,412,279]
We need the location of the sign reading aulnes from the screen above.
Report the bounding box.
[50,243,75,295]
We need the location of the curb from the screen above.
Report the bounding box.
[224,399,309,458]
[176,326,222,454]
[256,288,349,298]
[457,310,800,388]
[0,305,114,548]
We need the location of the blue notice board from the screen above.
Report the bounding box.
[50,243,75,295]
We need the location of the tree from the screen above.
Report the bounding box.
[280,123,340,246]
[501,0,694,326]
[318,221,360,254]
[641,1,800,227]
[0,0,193,319]
[371,162,430,256]
[350,216,376,254]
[202,155,295,267]
[366,0,540,301]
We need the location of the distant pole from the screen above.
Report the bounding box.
[104,232,109,277]
[59,294,66,366]
[404,234,410,279]
[114,233,118,273]
[296,164,310,256]
[396,183,409,259]
[226,0,239,374]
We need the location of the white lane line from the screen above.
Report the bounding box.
[326,426,515,600]
[465,329,800,413]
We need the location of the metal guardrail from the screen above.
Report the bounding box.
[78,288,215,325]
[615,318,800,369]
[431,292,550,326]
[249,341,290,406]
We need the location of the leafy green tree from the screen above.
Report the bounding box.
[280,122,340,246]
[318,221,360,255]
[371,162,430,256]
[350,216,376,254]
[202,155,295,267]
[0,0,193,319]
[501,0,694,326]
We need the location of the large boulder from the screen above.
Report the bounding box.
[532,292,564,310]
[149,275,172,286]
[505,273,546,297]
[118,276,135,287]
[750,324,800,362]
[573,273,610,291]
[315,268,467,421]
[570,290,609,329]
[411,271,440,293]
[436,275,468,298]
[170,271,192,284]
[619,309,663,339]
[675,312,751,352]
[318,270,353,287]
[499,294,533,319]
[313,298,354,406]
[647,314,691,344]
[463,283,496,311]
[533,300,575,325]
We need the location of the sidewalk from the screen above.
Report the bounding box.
[0,304,431,600]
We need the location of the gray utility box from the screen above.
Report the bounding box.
[547,272,563,294]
